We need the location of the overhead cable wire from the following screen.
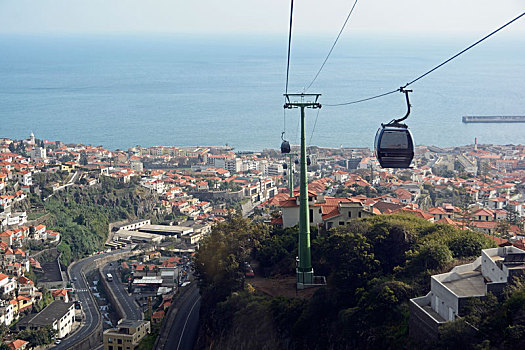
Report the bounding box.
[326,89,399,106]
[282,0,295,137]
[325,11,525,107]
[309,108,321,145]
[285,0,295,95]
[403,11,525,88]
[304,0,359,92]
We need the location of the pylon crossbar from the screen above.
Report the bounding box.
[284,93,322,108]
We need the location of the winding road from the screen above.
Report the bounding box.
[159,286,201,350]
[52,248,131,350]
[102,263,142,320]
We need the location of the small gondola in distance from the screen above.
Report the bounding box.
[281,140,291,154]
[280,132,291,154]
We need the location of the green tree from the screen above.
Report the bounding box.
[79,151,88,165]
[496,220,511,239]
[18,326,57,346]
[408,241,453,271]
[194,215,269,310]
[313,230,380,295]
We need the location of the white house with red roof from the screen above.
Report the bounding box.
[0,230,14,246]
[471,208,495,222]
[428,207,453,221]
[280,191,376,230]
[15,170,32,186]
[0,273,17,296]
[51,288,69,303]
[46,230,60,243]
[32,224,46,240]
[17,276,36,297]
[6,339,29,350]
[488,197,508,210]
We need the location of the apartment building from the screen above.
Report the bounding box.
[103,320,151,350]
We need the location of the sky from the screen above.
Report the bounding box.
[0,0,524,36]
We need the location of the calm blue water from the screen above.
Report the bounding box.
[1,34,524,151]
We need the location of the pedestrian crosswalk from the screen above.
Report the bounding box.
[75,289,89,293]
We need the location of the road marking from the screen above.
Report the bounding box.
[176,295,200,350]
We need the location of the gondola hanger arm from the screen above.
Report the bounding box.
[391,88,412,125]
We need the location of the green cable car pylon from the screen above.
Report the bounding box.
[284,93,321,288]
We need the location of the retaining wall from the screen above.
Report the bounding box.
[67,249,146,350]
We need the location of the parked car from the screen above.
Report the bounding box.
[245,268,255,278]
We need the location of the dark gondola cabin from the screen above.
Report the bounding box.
[374,124,414,168]
[281,140,291,154]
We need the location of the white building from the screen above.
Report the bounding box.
[130,160,144,171]
[16,300,75,339]
[0,302,15,326]
[30,147,47,160]
[15,171,32,186]
[0,273,17,296]
[280,192,375,230]
[267,163,283,177]
[410,246,525,342]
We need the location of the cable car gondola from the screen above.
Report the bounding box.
[281,132,291,154]
[374,88,415,169]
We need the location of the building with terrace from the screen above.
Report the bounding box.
[409,246,525,342]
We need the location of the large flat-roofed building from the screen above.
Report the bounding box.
[103,319,151,350]
[138,224,193,236]
[114,229,163,244]
[15,300,75,339]
[410,246,525,342]
[114,219,151,232]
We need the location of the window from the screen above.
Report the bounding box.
[380,130,408,149]
[309,209,313,223]
[358,212,362,218]
[339,221,344,226]
[118,339,123,344]
[348,211,352,218]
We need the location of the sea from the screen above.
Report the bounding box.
[0,33,524,151]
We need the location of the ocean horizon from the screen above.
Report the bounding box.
[1,33,524,151]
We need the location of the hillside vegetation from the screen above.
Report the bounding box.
[35,176,158,264]
[193,214,515,350]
